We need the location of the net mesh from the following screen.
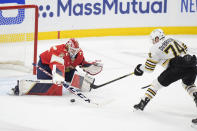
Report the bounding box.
[0,5,38,74]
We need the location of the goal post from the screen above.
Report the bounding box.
[0,4,38,75]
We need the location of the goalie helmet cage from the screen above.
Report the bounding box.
[0,5,38,75]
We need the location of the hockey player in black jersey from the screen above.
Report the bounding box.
[133,29,197,111]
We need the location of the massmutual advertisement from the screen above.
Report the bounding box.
[0,0,197,39]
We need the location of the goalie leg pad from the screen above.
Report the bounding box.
[70,72,95,92]
[18,80,62,96]
[81,74,95,92]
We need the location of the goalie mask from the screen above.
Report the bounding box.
[66,38,80,58]
[150,29,165,44]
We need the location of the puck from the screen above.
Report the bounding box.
[70,99,75,103]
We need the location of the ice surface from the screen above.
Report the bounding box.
[0,36,197,131]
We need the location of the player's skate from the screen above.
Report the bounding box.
[192,118,197,124]
[133,97,150,111]
[193,92,197,107]
[191,118,197,128]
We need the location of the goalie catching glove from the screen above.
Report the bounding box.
[80,60,103,75]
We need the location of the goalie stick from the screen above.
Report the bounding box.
[33,64,99,106]
[90,72,134,90]
[33,63,53,77]
[33,64,133,90]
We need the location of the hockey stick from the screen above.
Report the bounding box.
[90,72,134,90]
[141,84,151,89]
[33,63,53,77]
[62,82,98,105]
[33,64,99,106]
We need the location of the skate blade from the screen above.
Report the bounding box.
[191,123,197,129]
[132,107,143,112]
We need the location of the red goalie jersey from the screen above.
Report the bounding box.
[40,39,85,70]
[37,38,103,83]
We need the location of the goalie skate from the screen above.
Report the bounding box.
[8,81,19,96]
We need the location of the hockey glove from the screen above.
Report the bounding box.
[134,64,144,76]
[80,60,103,75]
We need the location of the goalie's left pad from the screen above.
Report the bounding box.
[70,72,95,92]
[11,80,63,96]
[81,60,103,75]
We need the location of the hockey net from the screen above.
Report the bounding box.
[0,5,38,75]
